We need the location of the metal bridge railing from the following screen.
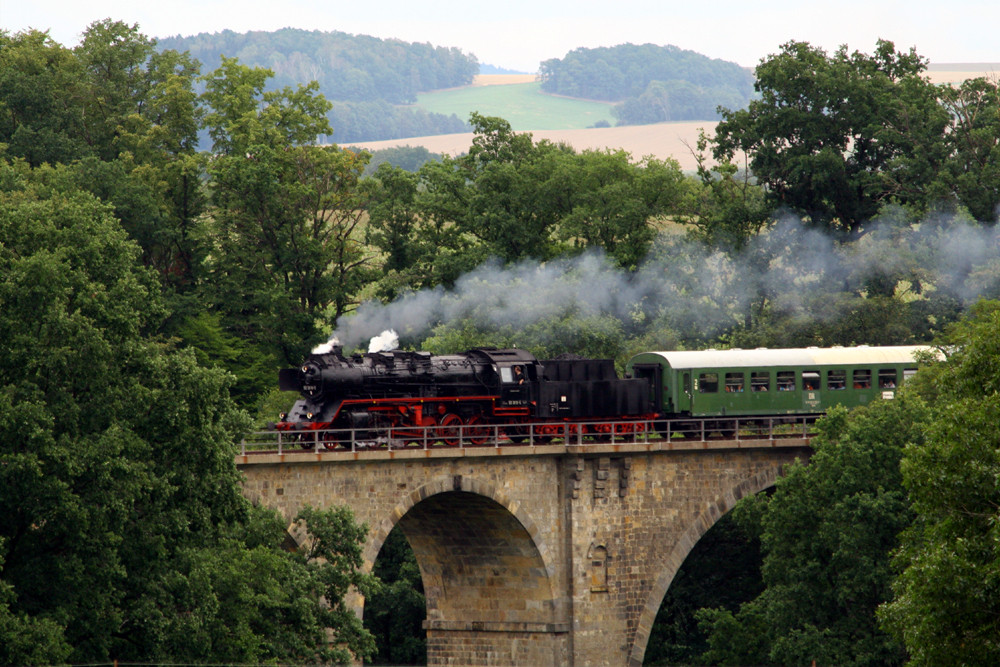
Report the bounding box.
[237,416,816,457]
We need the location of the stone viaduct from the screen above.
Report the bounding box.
[237,437,811,666]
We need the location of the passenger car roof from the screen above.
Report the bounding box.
[632,345,939,370]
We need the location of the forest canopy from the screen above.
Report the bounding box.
[158,28,477,142]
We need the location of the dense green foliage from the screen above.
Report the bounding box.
[712,40,1000,236]
[668,303,1000,667]
[539,43,755,123]
[359,145,443,175]
[327,98,469,142]
[880,302,1000,665]
[364,527,427,664]
[158,28,476,142]
[159,27,478,104]
[694,399,927,666]
[0,163,376,664]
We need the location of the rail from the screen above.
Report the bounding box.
[237,416,817,456]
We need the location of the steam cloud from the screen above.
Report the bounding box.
[368,329,399,353]
[321,209,1000,353]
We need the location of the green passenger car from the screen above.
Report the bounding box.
[626,346,937,423]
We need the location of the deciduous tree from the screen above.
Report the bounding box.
[880,301,1000,666]
[712,40,947,237]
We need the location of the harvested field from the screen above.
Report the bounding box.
[351,66,999,172]
[352,122,718,172]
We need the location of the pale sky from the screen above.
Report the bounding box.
[3,0,998,73]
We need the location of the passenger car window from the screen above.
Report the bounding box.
[777,371,795,391]
[827,369,847,390]
[725,373,744,393]
[802,371,820,391]
[853,369,871,389]
[699,373,719,393]
[751,372,770,392]
[878,369,897,388]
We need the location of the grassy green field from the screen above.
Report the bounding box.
[415,81,616,131]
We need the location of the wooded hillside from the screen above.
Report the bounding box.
[158,28,477,142]
[540,43,755,123]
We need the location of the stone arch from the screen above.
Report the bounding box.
[362,474,561,629]
[626,467,782,667]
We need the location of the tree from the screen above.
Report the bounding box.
[698,397,929,666]
[200,56,333,156]
[206,142,376,364]
[364,526,426,665]
[74,19,157,161]
[934,77,1000,223]
[712,40,948,237]
[0,29,89,165]
[557,149,687,270]
[0,166,376,665]
[200,58,376,371]
[454,113,572,263]
[880,301,1000,666]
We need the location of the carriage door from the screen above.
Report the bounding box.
[631,364,663,412]
[499,364,530,408]
[680,372,692,413]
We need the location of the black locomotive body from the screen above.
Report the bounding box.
[275,346,654,447]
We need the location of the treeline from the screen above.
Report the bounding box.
[539,43,755,123]
[329,99,468,143]
[4,19,1000,665]
[158,27,478,103]
[159,27,475,141]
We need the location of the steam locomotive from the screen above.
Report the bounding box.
[273,343,935,448]
[274,345,653,447]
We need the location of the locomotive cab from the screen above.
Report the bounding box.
[499,362,534,407]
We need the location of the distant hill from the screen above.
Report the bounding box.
[158,28,478,103]
[540,44,755,124]
[155,31,754,142]
[157,28,476,142]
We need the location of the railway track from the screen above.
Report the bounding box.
[237,416,817,456]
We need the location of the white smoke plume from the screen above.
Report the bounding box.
[319,208,1000,353]
[311,336,340,354]
[368,329,399,353]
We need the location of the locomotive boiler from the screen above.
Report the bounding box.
[274,345,654,447]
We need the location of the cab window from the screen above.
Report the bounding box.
[699,372,719,393]
[725,372,744,393]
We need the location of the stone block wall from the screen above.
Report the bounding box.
[238,441,809,666]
